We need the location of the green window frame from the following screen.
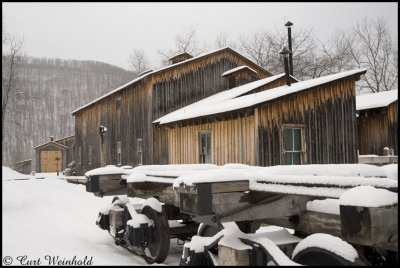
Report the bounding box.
[282,125,305,165]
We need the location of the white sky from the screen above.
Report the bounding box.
[3,2,398,71]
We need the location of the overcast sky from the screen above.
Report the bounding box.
[3,2,398,71]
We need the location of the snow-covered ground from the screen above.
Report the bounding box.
[2,167,182,265]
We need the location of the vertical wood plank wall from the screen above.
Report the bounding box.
[167,116,255,165]
[256,78,358,166]
[357,101,398,155]
[55,136,75,167]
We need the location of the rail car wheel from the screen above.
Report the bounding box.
[141,205,170,264]
[292,247,357,265]
[197,223,223,237]
[292,233,360,266]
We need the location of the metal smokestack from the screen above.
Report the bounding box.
[279,46,291,86]
[285,21,294,76]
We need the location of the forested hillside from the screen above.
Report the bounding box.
[2,56,135,167]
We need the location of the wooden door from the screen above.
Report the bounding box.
[40,151,62,172]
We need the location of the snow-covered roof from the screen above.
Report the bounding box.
[157,68,367,125]
[356,89,398,111]
[221,65,257,77]
[154,73,287,124]
[71,47,273,115]
[137,69,153,77]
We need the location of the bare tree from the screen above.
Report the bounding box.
[158,25,205,66]
[175,25,203,55]
[128,49,150,75]
[348,17,397,93]
[2,15,7,46]
[238,27,317,80]
[2,35,24,140]
[311,29,355,78]
[215,31,236,49]
[238,30,276,71]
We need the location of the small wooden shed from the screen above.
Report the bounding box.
[356,90,398,155]
[34,135,75,172]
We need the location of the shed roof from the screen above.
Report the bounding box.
[356,89,398,111]
[34,141,68,150]
[156,68,367,125]
[71,47,273,115]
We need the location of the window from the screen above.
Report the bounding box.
[78,147,82,165]
[228,76,236,89]
[199,131,212,164]
[117,141,122,165]
[88,145,92,165]
[137,138,143,165]
[116,97,122,109]
[282,126,304,165]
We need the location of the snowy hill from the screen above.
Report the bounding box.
[2,56,136,167]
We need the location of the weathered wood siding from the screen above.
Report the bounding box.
[256,78,358,166]
[167,115,256,165]
[74,80,152,175]
[357,101,398,155]
[55,136,75,166]
[74,49,271,175]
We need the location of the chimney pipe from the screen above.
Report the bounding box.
[279,46,291,86]
[285,21,294,76]
[50,136,54,141]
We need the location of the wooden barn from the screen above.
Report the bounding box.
[155,68,367,166]
[34,135,75,172]
[71,47,285,175]
[356,89,398,155]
